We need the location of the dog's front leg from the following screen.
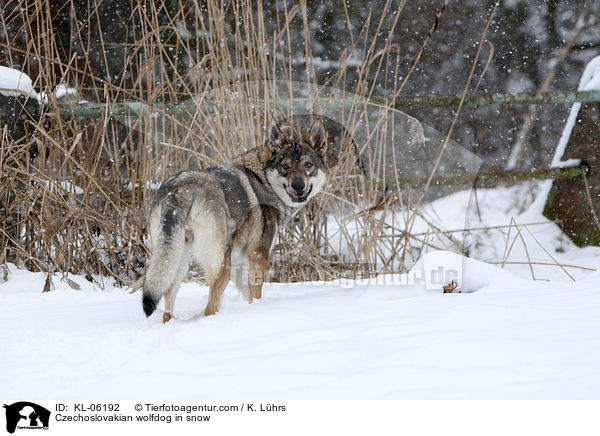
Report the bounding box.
[248,249,268,301]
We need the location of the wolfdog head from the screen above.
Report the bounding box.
[265,117,336,208]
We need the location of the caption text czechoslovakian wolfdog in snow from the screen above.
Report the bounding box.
[142,115,343,323]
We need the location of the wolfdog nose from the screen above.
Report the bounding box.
[291,176,305,192]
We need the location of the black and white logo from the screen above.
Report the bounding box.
[3,402,50,433]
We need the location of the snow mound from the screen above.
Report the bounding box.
[54,83,77,100]
[1,65,78,103]
[0,65,39,100]
[409,250,529,293]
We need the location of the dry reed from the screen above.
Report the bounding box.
[0,0,551,287]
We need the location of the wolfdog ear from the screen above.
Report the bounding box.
[308,119,326,149]
[269,121,292,148]
[309,119,338,168]
[264,121,291,162]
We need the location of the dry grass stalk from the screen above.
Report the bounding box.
[0,0,580,287]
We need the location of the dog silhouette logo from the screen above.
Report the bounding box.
[3,402,50,433]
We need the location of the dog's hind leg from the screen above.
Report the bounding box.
[204,255,231,317]
[163,288,175,324]
[162,247,191,323]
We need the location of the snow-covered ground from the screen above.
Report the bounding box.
[2,184,600,400]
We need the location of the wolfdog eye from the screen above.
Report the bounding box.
[280,162,290,171]
[304,161,313,169]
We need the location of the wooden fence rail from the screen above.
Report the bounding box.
[52,89,600,118]
[393,163,587,189]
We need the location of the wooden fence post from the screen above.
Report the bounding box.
[543,102,600,246]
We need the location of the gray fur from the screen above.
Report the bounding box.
[142,116,342,320]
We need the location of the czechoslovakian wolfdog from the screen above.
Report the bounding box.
[142,115,342,323]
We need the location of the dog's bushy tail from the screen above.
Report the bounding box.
[142,207,187,317]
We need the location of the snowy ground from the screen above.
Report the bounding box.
[2,184,600,400]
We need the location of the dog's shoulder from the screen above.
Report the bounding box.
[235,146,271,179]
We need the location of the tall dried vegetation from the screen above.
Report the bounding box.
[0,0,459,286]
